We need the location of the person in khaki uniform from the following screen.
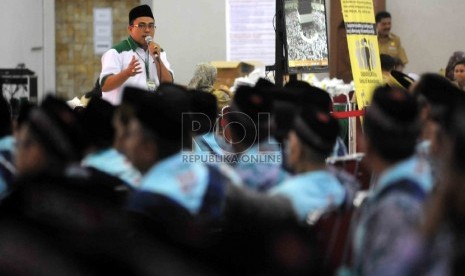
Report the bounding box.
[376,11,408,68]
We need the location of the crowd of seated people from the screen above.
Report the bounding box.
[1,60,465,275]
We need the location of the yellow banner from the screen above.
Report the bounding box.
[341,0,383,110]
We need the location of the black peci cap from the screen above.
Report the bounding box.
[364,85,420,162]
[254,77,276,89]
[135,84,191,141]
[129,4,154,24]
[284,80,332,112]
[293,108,339,155]
[188,89,218,134]
[29,95,85,162]
[121,86,151,108]
[231,85,273,118]
[80,97,116,149]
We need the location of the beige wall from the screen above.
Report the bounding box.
[55,0,138,99]
[387,0,465,75]
[152,0,227,86]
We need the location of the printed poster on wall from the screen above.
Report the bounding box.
[341,0,383,110]
[93,8,113,55]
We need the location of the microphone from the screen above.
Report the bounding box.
[145,36,153,45]
[145,36,161,59]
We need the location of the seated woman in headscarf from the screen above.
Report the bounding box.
[187,63,232,112]
[445,51,465,81]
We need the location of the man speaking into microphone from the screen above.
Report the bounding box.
[99,4,173,105]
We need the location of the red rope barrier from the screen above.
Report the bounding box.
[331,109,365,119]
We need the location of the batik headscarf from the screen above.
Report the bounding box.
[187,63,217,93]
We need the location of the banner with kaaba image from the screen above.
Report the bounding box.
[284,0,329,73]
